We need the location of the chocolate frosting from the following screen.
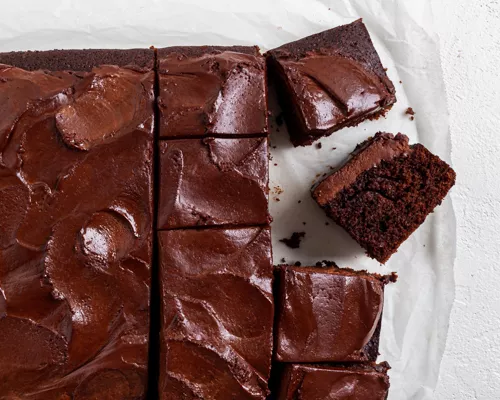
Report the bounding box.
[313,132,410,207]
[275,266,388,363]
[158,227,274,400]
[158,49,268,137]
[158,137,270,229]
[267,19,396,146]
[277,54,390,133]
[279,364,390,400]
[0,63,153,398]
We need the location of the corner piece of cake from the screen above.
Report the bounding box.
[266,19,396,146]
[312,132,456,263]
[274,264,396,363]
[278,363,391,400]
[157,45,268,137]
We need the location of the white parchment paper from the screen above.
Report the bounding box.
[0,1,455,399]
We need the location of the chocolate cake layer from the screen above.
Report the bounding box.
[267,19,396,146]
[158,227,274,400]
[157,137,270,229]
[274,265,395,363]
[0,48,154,72]
[157,46,268,137]
[278,363,390,400]
[312,132,456,263]
[0,51,154,399]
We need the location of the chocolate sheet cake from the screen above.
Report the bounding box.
[158,227,274,399]
[157,46,268,137]
[312,132,456,263]
[274,265,395,363]
[267,19,396,146]
[0,49,154,399]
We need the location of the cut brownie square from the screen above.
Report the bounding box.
[312,132,456,263]
[278,363,390,400]
[157,137,270,229]
[0,49,154,398]
[158,227,274,400]
[274,265,395,363]
[157,46,268,137]
[266,19,396,147]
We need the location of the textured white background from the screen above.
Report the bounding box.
[434,0,500,398]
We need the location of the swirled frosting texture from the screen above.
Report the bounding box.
[267,19,396,146]
[0,62,154,398]
[158,137,270,229]
[279,364,390,400]
[158,227,274,400]
[158,46,268,137]
[275,266,386,363]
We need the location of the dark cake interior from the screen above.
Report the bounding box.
[313,132,456,263]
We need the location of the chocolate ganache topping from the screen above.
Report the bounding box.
[313,132,410,207]
[279,364,390,400]
[275,266,390,363]
[158,227,274,399]
[158,137,270,229]
[275,52,391,134]
[158,47,268,137]
[0,62,153,398]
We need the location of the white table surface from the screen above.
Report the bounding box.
[433,0,500,398]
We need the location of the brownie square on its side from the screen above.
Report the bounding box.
[157,45,268,137]
[312,132,456,263]
[266,19,396,147]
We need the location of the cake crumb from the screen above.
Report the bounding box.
[294,261,302,266]
[298,200,302,204]
[325,222,330,226]
[274,163,278,166]
[274,197,281,202]
[316,142,322,149]
[332,147,337,150]
[273,186,284,195]
[302,222,306,225]
[405,107,415,116]
[272,145,277,149]
[280,232,306,249]
[280,257,286,263]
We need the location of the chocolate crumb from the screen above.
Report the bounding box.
[316,142,322,149]
[405,107,415,116]
[325,222,329,226]
[274,163,278,166]
[272,145,277,149]
[302,222,306,225]
[280,257,286,263]
[298,200,302,204]
[280,232,306,249]
[294,261,302,267]
[332,147,337,150]
[410,116,415,121]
